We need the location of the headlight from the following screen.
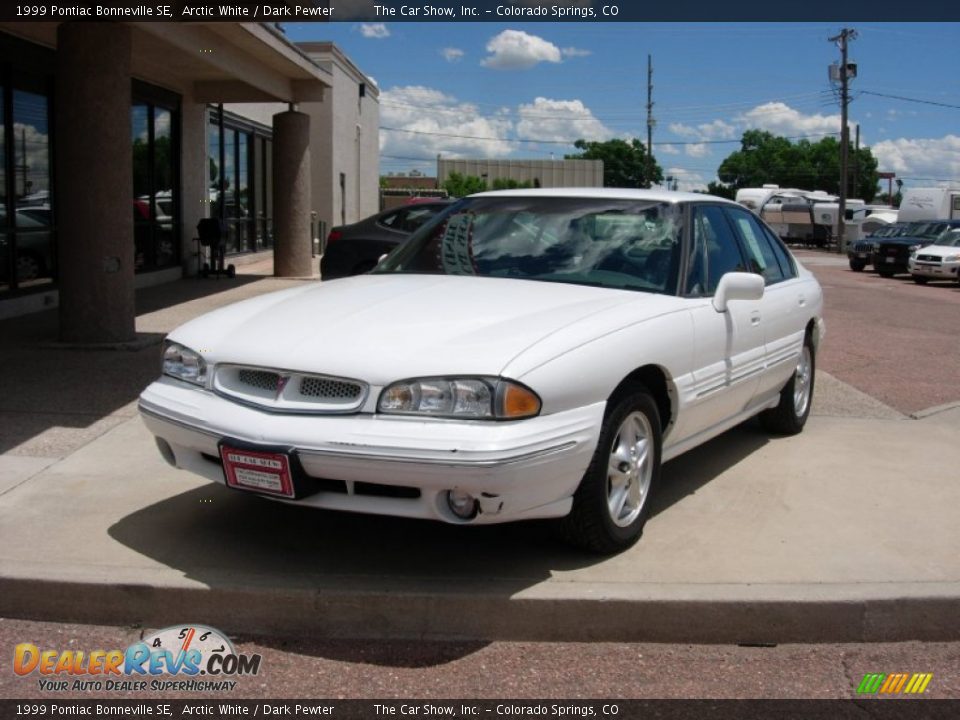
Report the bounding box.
[162,341,207,386]
[944,254,960,263]
[378,377,541,420]
[908,244,921,252]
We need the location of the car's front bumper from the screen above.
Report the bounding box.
[908,258,960,279]
[139,378,604,524]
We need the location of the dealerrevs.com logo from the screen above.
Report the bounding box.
[13,625,261,693]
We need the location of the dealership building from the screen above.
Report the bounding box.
[0,22,379,342]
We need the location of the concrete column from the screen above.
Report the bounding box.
[272,110,312,277]
[55,23,135,343]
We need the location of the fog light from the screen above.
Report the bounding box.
[446,489,479,520]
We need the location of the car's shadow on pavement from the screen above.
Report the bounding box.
[105,420,771,664]
[653,420,770,520]
[107,421,770,584]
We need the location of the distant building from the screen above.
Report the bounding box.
[437,158,604,189]
[381,175,438,191]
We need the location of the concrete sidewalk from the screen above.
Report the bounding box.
[1,270,958,644]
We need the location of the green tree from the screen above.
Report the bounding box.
[565,138,663,188]
[705,181,737,200]
[716,130,880,202]
[442,172,488,198]
[491,178,534,190]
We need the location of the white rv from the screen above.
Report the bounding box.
[735,185,873,245]
[897,186,960,222]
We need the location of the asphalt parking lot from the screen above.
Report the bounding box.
[794,249,960,415]
[0,250,958,645]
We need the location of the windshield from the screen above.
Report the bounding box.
[374,197,684,295]
[906,221,949,239]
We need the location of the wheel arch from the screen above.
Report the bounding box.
[608,364,675,435]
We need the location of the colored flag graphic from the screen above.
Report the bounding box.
[857,673,933,694]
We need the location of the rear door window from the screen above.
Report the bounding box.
[723,207,789,285]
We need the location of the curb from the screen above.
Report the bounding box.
[3,577,959,644]
[910,401,960,420]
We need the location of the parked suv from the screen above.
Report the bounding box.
[848,222,909,272]
[874,220,960,278]
[908,228,960,284]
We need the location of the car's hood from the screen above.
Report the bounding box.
[170,274,685,383]
[915,244,960,258]
[878,235,934,246]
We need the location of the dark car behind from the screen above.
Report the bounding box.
[874,220,960,277]
[320,201,454,279]
[848,222,909,272]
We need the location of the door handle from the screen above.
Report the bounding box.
[750,311,761,326]
[798,295,807,307]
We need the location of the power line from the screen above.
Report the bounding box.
[858,90,960,110]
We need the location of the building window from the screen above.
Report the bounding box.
[131,83,180,273]
[0,77,55,295]
[208,107,272,255]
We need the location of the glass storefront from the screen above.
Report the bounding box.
[0,67,56,294]
[132,82,180,273]
[208,107,272,255]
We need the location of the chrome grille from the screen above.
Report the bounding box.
[238,369,281,392]
[299,376,362,401]
[214,365,368,414]
[917,254,939,263]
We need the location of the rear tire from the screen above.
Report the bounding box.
[878,271,895,278]
[849,259,866,272]
[761,334,815,435]
[560,388,661,554]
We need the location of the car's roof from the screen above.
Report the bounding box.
[470,187,738,205]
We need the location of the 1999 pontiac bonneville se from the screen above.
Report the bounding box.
[139,189,824,553]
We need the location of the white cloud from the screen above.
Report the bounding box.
[379,85,514,162]
[870,135,960,180]
[358,23,390,39]
[669,120,735,141]
[561,47,591,58]
[658,144,680,155]
[481,30,562,70]
[515,97,615,143]
[665,167,708,192]
[441,47,465,63]
[737,102,840,137]
[685,143,710,158]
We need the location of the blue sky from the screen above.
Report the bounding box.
[285,22,960,192]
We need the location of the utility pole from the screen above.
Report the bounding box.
[828,28,857,254]
[646,54,655,189]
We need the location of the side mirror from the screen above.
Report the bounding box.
[712,272,764,312]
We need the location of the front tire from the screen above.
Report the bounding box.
[761,335,815,435]
[560,388,661,554]
[849,259,866,272]
[912,275,928,285]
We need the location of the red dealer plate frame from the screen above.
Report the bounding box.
[220,445,295,498]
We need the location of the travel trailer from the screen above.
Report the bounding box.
[897,186,960,222]
[735,185,875,245]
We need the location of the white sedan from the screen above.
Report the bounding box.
[139,189,824,553]
[908,229,960,284]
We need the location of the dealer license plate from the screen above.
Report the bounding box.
[220,446,295,498]
[885,257,895,263]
